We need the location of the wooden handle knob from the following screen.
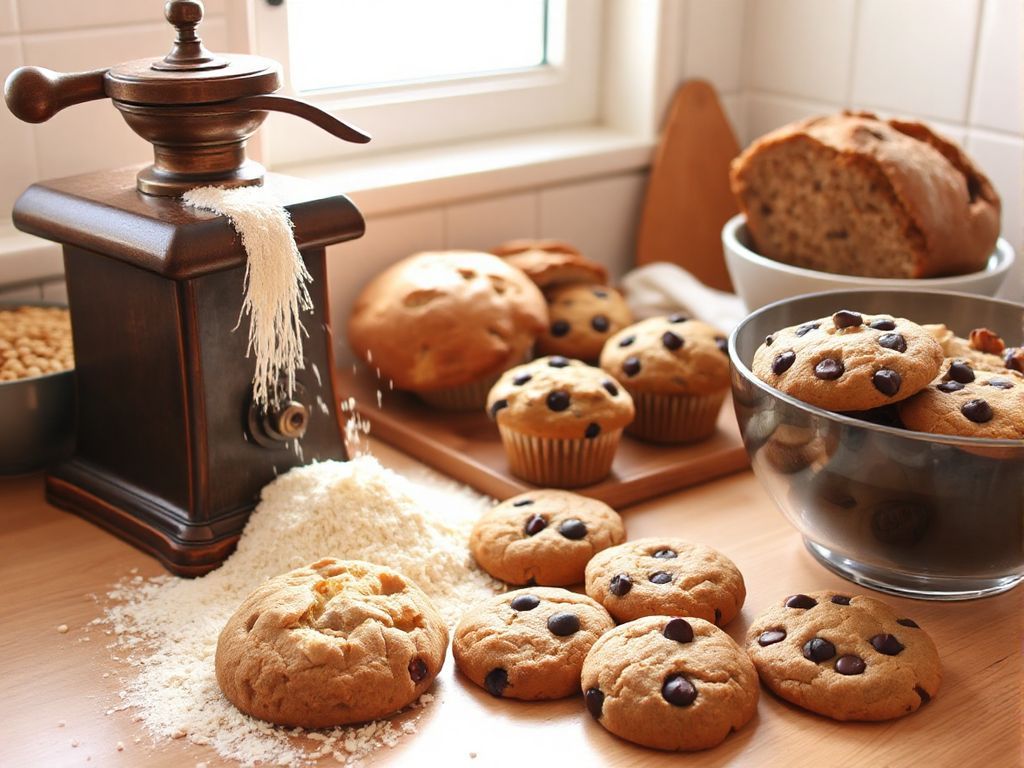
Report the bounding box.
[4,66,108,123]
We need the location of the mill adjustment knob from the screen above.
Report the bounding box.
[268,400,309,441]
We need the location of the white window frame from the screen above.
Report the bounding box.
[251,0,604,168]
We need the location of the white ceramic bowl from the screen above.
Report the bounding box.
[722,213,1016,310]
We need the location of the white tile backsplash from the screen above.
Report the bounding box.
[0,40,39,223]
[0,284,42,303]
[444,193,537,252]
[744,93,839,146]
[0,0,17,34]
[40,278,68,304]
[747,0,856,103]
[683,0,746,94]
[851,0,981,123]
[969,0,1023,135]
[16,0,225,33]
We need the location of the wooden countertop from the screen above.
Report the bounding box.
[2,438,1021,768]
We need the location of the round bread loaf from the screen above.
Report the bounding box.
[347,251,547,391]
[730,111,1001,278]
[491,239,609,288]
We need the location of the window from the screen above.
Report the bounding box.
[252,0,602,167]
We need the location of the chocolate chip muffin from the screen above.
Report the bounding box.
[486,356,635,487]
[581,616,759,751]
[752,310,944,412]
[215,558,448,728]
[490,239,609,289]
[746,590,941,721]
[453,587,614,700]
[599,314,731,443]
[470,490,626,586]
[536,284,633,363]
[347,250,547,410]
[584,537,746,626]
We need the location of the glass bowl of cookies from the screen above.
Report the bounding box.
[0,301,75,474]
[729,289,1023,601]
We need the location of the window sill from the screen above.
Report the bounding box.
[0,126,655,284]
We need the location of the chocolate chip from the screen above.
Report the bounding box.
[649,571,672,584]
[662,675,697,706]
[937,381,964,393]
[758,629,786,646]
[652,548,677,559]
[512,373,532,386]
[803,637,837,663]
[510,594,540,611]
[785,594,817,609]
[831,595,852,605]
[609,573,632,596]
[546,390,571,411]
[524,513,547,536]
[715,336,728,354]
[558,518,587,540]
[870,633,905,655]
[512,498,534,507]
[668,313,689,323]
[622,356,641,376]
[484,668,508,697]
[948,361,975,383]
[1004,347,1024,372]
[915,685,932,705]
[795,322,820,337]
[961,398,993,423]
[548,356,570,368]
[584,422,601,439]
[593,289,609,298]
[585,688,604,718]
[878,333,907,353]
[873,369,902,396]
[550,320,570,337]
[663,618,694,643]
[591,315,610,332]
[869,318,896,331]
[714,608,722,625]
[833,310,863,328]
[815,358,845,380]
[618,335,635,347]
[409,657,428,683]
[765,335,775,346]
[986,377,1014,389]
[897,618,919,628]
[602,380,619,396]
[489,399,508,419]
[547,611,580,637]
[662,331,683,350]
[772,350,796,375]
[835,655,866,675]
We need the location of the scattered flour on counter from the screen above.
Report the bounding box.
[103,456,500,767]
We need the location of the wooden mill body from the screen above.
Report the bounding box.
[12,166,364,575]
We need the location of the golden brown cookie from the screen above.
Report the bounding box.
[746,590,941,721]
[581,616,759,751]
[453,587,614,700]
[470,490,626,586]
[215,558,448,728]
[491,239,608,288]
[752,310,944,411]
[584,538,746,626]
[536,284,633,363]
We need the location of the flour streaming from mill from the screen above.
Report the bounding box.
[103,456,500,766]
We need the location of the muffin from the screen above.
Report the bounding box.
[600,315,730,443]
[486,356,635,487]
[347,251,547,410]
[491,239,608,289]
[536,283,633,363]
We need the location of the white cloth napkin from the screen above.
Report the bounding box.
[620,262,747,332]
[182,185,312,407]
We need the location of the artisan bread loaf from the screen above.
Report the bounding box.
[491,239,609,288]
[730,111,1001,278]
[347,251,547,391]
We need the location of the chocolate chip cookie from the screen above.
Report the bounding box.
[898,362,1024,439]
[584,538,746,626]
[752,311,944,411]
[215,558,449,728]
[746,590,941,721]
[537,284,633,363]
[453,587,614,700]
[581,616,759,751]
[470,490,626,586]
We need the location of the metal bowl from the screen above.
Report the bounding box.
[729,289,1024,601]
[0,301,75,474]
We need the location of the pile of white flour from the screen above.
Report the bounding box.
[103,456,499,766]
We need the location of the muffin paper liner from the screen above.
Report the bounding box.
[626,390,727,443]
[498,426,622,487]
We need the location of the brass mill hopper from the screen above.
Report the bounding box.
[4,0,370,575]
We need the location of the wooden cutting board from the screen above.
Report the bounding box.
[636,80,741,291]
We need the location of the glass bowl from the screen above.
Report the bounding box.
[729,289,1023,600]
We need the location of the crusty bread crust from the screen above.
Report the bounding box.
[491,239,609,288]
